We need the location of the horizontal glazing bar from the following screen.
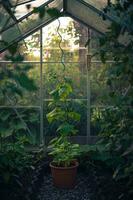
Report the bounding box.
[0,61,115,64]
[0,105,132,108]
[0,106,41,108]
[43,99,88,101]
[0,105,40,108]
[0,61,88,64]
[90,105,133,108]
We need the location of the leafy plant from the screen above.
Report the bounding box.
[0,136,33,184]
[48,136,80,167]
[85,1,133,199]
[47,78,81,167]
[0,39,38,193]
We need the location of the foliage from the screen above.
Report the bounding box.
[0,30,38,190]
[79,144,131,200]
[47,78,81,167]
[48,136,80,167]
[85,1,133,199]
[21,16,88,138]
[0,54,39,142]
[0,136,33,184]
[47,79,80,133]
[0,3,65,198]
[91,106,133,197]
[0,108,40,144]
[0,57,37,104]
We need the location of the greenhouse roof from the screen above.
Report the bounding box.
[0,0,114,53]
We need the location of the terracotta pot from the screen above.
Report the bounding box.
[50,161,79,189]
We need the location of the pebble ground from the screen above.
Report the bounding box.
[37,173,92,200]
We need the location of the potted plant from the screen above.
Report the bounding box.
[47,78,81,188]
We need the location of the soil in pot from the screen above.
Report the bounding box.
[50,161,79,189]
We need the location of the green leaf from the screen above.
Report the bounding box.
[85,38,90,47]
[13,122,26,131]
[47,8,61,18]
[122,145,133,156]
[113,167,121,179]
[68,112,81,121]
[99,37,106,46]
[47,108,64,123]
[33,6,46,18]
[3,172,11,183]
[0,128,13,138]
[8,43,18,55]
[57,123,75,135]
[0,110,11,121]
[28,113,38,122]
[15,73,37,91]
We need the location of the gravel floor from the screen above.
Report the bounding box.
[36,173,92,200]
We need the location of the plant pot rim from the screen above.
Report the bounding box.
[50,161,79,170]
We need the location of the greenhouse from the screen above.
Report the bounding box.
[0,0,132,200]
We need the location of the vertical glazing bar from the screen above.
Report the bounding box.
[86,28,91,144]
[40,28,44,146]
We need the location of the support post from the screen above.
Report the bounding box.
[40,28,44,146]
[86,28,91,144]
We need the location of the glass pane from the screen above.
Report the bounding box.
[0,107,40,144]
[90,106,130,136]
[15,0,52,19]
[66,0,111,34]
[0,62,40,106]
[90,62,111,106]
[90,106,104,136]
[90,30,101,60]
[43,62,87,99]
[10,0,35,6]
[21,31,40,61]
[90,61,132,106]
[42,17,88,63]
[83,0,108,9]
[82,0,117,23]
[0,6,15,31]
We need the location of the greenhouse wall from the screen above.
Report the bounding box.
[0,17,115,145]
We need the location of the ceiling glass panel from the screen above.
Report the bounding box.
[81,0,128,44]
[0,5,15,31]
[0,0,63,53]
[14,0,50,19]
[83,0,108,9]
[83,0,117,22]
[83,0,116,9]
[10,0,34,5]
[66,0,111,34]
